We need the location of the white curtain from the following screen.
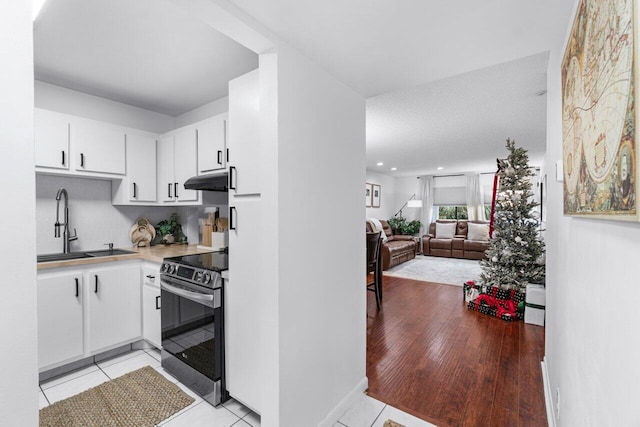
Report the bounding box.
[418,175,434,234]
[466,173,486,221]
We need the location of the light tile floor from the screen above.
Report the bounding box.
[39,349,435,427]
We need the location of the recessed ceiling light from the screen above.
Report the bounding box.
[376,162,383,166]
[391,167,397,171]
[437,166,444,170]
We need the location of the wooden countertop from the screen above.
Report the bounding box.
[37,244,218,270]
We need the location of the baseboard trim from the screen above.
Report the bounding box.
[317,376,368,427]
[541,357,555,427]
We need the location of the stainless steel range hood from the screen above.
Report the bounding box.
[183,172,228,192]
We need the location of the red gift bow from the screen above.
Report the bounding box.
[475,294,517,318]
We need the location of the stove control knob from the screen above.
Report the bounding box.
[203,273,211,284]
[168,264,176,274]
[195,271,204,282]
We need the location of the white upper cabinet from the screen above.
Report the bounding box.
[125,133,157,202]
[158,134,175,203]
[173,128,199,202]
[74,119,126,175]
[158,130,200,204]
[197,113,227,174]
[34,108,70,170]
[228,69,260,195]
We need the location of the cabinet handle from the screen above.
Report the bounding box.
[75,277,79,297]
[80,153,85,168]
[133,182,137,199]
[230,206,236,230]
[226,148,229,163]
[217,150,223,165]
[229,166,236,190]
[168,183,172,198]
[94,275,98,293]
[61,151,65,166]
[146,274,155,279]
[174,182,179,198]
[155,295,161,310]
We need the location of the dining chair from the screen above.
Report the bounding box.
[366,231,383,309]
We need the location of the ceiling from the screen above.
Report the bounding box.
[34,0,575,174]
[228,0,574,175]
[33,0,258,116]
[366,52,549,176]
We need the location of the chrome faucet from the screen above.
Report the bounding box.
[54,188,78,253]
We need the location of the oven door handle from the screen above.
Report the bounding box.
[161,280,215,307]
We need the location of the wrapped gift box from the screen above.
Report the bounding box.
[466,285,524,321]
[524,284,545,326]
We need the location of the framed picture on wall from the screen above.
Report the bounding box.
[366,183,372,207]
[561,0,638,221]
[372,184,381,208]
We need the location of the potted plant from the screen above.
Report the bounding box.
[155,213,186,244]
[386,216,405,235]
[400,220,422,236]
[387,216,421,236]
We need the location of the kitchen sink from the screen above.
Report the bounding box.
[37,249,135,263]
[85,249,135,257]
[37,252,92,262]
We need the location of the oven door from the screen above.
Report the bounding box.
[160,274,226,405]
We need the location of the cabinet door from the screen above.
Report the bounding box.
[75,121,126,174]
[226,198,262,410]
[37,272,83,369]
[126,134,157,202]
[157,135,175,203]
[87,264,141,353]
[173,128,199,202]
[228,69,260,195]
[142,284,162,349]
[197,114,227,173]
[34,109,70,170]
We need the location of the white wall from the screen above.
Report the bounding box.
[366,171,398,220]
[394,176,421,222]
[0,1,39,425]
[276,44,366,426]
[174,96,229,128]
[544,1,640,425]
[35,81,176,133]
[35,175,226,252]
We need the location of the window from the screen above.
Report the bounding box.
[438,206,468,220]
[436,204,493,220]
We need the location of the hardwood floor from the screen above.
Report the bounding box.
[366,275,546,427]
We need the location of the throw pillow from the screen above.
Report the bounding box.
[435,222,456,239]
[467,222,490,241]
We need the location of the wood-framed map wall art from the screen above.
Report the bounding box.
[561,0,638,221]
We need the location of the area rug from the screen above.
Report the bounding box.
[39,366,194,427]
[384,255,481,286]
[383,420,405,427]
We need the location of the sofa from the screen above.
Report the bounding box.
[366,219,417,270]
[422,220,490,260]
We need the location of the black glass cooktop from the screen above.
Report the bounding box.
[167,250,228,272]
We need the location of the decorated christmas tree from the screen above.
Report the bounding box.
[480,139,545,291]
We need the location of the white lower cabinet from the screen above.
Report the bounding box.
[227,197,262,412]
[142,263,162,349]
[86,264,142,353]
[37,272,84,370]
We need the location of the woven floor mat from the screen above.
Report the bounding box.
[40,365,194,427]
